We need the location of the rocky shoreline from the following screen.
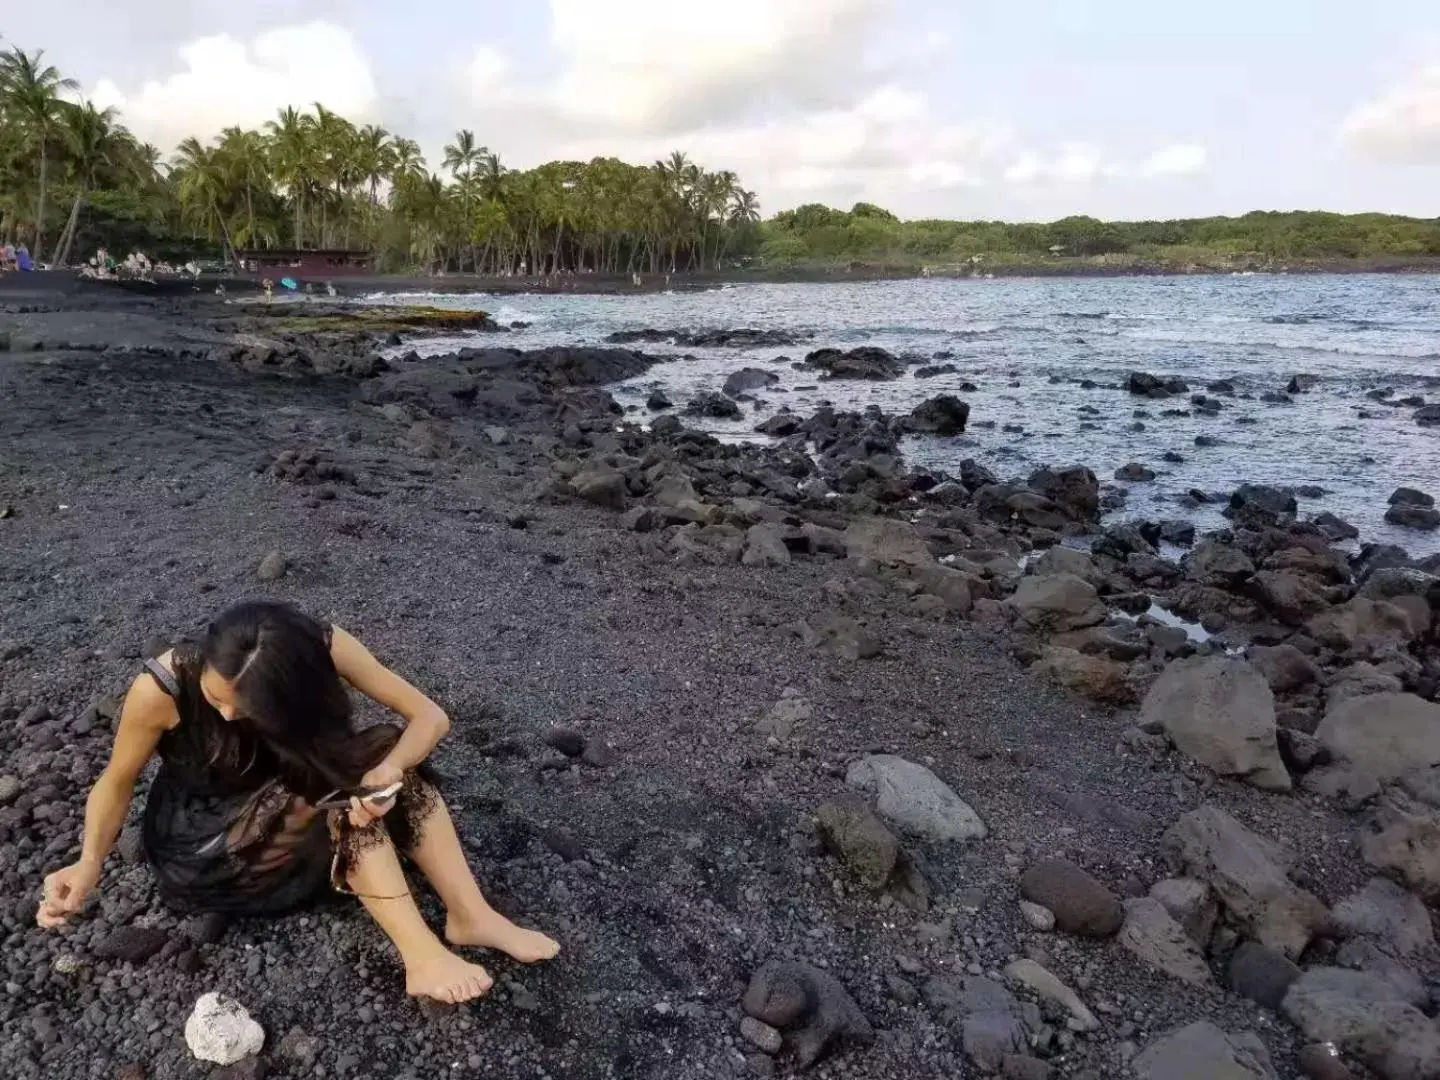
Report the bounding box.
[2,290,1439,1080]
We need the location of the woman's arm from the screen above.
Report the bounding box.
[329,625,450,774]
[38,664,175,927]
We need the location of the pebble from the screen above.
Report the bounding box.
[1019,900,1056,932]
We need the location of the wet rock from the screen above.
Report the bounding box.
[1120,896,1213,984]
[1228,484,1298,528]
[646,389,672,411]
[1289,374,1321,393]
[907,395,970,436]
[742,960,874,1069]
[1333,877,1434,958]
[185,993,265,1066]
[755,411,801,437]
[1132,1021,1278,1080]
[1003,958,1098,1031]
[1315,512,1361,541]
[1019,859,1123,938]
[1159,519,1197,546]
[1116,462,1157,481]
[95,926,170,965]
[1228,940,1301,1010]
[844,517,933,567]
[683,392,743,419]
[1282,966,1440,1080]
[803,346,904,381]
[1139,655,1290,792]
[256,551,288,582]
[846,755,987,842]
[1385,504,1440,530]
[914,363,957,378]
[1389,487,1434,509]
[723,368,781,397]
[1315,693,1440,786]
[1009,573,1107,634]
[1128,372,1190,398]
[960,458,998,490]
[1414,403,1440,426]
[1164,805,1330,959]
[1249,644,1321,695]
[1149,877,1218,947]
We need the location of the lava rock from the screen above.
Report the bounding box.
[1019,859,1123,938]
[742,960,874,1069]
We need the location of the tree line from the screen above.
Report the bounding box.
[3,39,1437,277]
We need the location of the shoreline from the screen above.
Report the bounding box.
[2,292,1438,1079]
[6,252,1440,305]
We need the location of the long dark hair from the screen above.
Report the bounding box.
[201,601,385,800]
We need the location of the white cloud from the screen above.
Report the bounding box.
[1005,145,1110,185]
[1138,143,1208,178]
[89,21,376,151]
[1342,63,1440,163]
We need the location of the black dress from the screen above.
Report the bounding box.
[139,638,436,915]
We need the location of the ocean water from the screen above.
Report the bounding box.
[364,275,1440,554]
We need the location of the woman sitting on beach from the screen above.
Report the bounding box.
[37,600,558,1003]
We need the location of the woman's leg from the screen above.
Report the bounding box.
[394,788,559,964]
[344,828,494,1002]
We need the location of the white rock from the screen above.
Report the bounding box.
[1019,900,1056,932]
[1003,958,1098,1032]
[185,992,265,1065]
[845,755,986,842]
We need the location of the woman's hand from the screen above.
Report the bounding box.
[37,860,101,929]
[349,760,404,829]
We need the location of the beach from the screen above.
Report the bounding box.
[2,277,1438,1080]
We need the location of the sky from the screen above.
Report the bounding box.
[6,0,1440,222]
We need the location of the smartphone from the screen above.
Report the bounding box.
[361,781,403,804]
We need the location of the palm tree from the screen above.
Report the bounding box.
[443,129,484,271]
[266,105,312,247]
[389,138,426,184]
[52,101,121,265]
[217,127,271,248]
[172,136,238,264]
[1,48,79,262]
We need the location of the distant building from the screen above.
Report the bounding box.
[236,249,375,278]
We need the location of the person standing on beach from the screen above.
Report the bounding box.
[37,601,558,1003]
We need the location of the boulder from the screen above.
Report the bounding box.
[1325,663,1406,709]
[1019,859,1123,938]
[912,565,976,614]
[1127,372,1190,398]
[1149,877,1218,947]
[1009,574,1107,634]
[646,389,672,410]
[844,517,934,567]
[924,975,1030,1071]
[1249,644,1321,695]
[815,800,901,891]
[1362,797,1440,902]
[1389,487,1435,509]
[1414,403,1440,426]
[1250,571,1330,626]
[907,395,970,436]
[1228,483,1297,527]
[1315,512,1361,541]
[723,367,780,397]
[1116,462,1157,481]
[1164,805,1330,959]
[1027,466,1100,522]
[571,464,627,511]
[1132,1021,1278,1080]
[803,346,904,381]
[1307,599,1418,653]
[1385,504,1440,531]
[185,993,265,1066]
[1139,656,1290,792]
[742,524,792,568]
[755,411,802,437]
[1282,967,1440,1080]
[1228,941,1301,1010]
[1031,647,1135,705]
[1119,896,1213,984]
[1002,959,1098,1032]
[845,755,987,842]
[1188,538,1256,587]
[742,960,874,1069]
[1333,878,1434,958]
[683,392,743,419]
[1316,694,1440,786]
[1032,546,1102,584]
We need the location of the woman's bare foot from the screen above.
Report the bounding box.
[446,908,560,963]
[403,947,494,1003]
